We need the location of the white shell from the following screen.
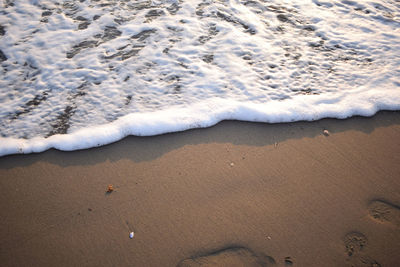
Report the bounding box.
[129,232,134,239]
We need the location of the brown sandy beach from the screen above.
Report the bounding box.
[0,111,400,267]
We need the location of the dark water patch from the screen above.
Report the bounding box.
[244,1,266,14]
[145,9,165,22]
[0,50,7,62]
[168,38,181,44]
[198,24,219,44]
[265,4,297,14]
[47,105,75,136]
[341,0,359,7]
[318,44,375,66]
[40,12,51,23]
[294,88,319,95]
[22,61,41,81]
[283,46,302,61]
[277,14,289,23]
[263,74,272,80]
[114,16,134,25]
[276,25,285,33]
[67,26,121,58]
[78,21,91,30]
[312,0,333,8]
[131,29,157,41]
[216,11,256,35]
[0,25,5,36]
[75,16,87,21]
[173,84,181,93]
[101,26,122,42]
[196,1,211,17]
[242,54,252,61]
[167,26,183,33]
[308,41,324,48]
[198,35,209,44]
[104,45,145,61]
[4,0,14,8]
[41,11,52,17]
[46,80,91,137]
[135,61,156,75]
[63,1,80,17]
[363,58,373,64]
[24,94,46,107]
[125,95,132,105]
[241,52,255,65]
[163,27,184,51]
[74,82,88,98]
[167,2,181,15]
[126,1,152,11]
[121,46,145,60]
[202,54,214,63]
[165,74,180,83]
[75,15,90,29]
[160,74,182,93]
[11,92,48,120]
[67,40,97,58]
[303,25,315,31]
[178,61,189,69]
[99,2,113,7]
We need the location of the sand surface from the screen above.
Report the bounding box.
[1,111,400,267]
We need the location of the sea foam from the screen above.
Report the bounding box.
[0,0,399,156]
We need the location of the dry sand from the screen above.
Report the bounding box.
[1,111,400,267]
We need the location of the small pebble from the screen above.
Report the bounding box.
[230,162,234,167]
[106,184,114,193]
[323,129,330,136]
[129,231,134,239]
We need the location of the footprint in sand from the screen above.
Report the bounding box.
[344,232,368,257]
[368,200,400,227]
[343,232,381,267]
[177,246,275,267]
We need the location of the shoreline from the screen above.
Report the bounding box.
[2,104,400,157]
[1,111,400,266]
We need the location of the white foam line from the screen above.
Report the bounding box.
[1,89,399,157]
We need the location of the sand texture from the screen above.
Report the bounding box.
[1,111,400,267]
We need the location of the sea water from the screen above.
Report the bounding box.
[0,0,399,156]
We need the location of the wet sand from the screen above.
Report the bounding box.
[1,111,400,267]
